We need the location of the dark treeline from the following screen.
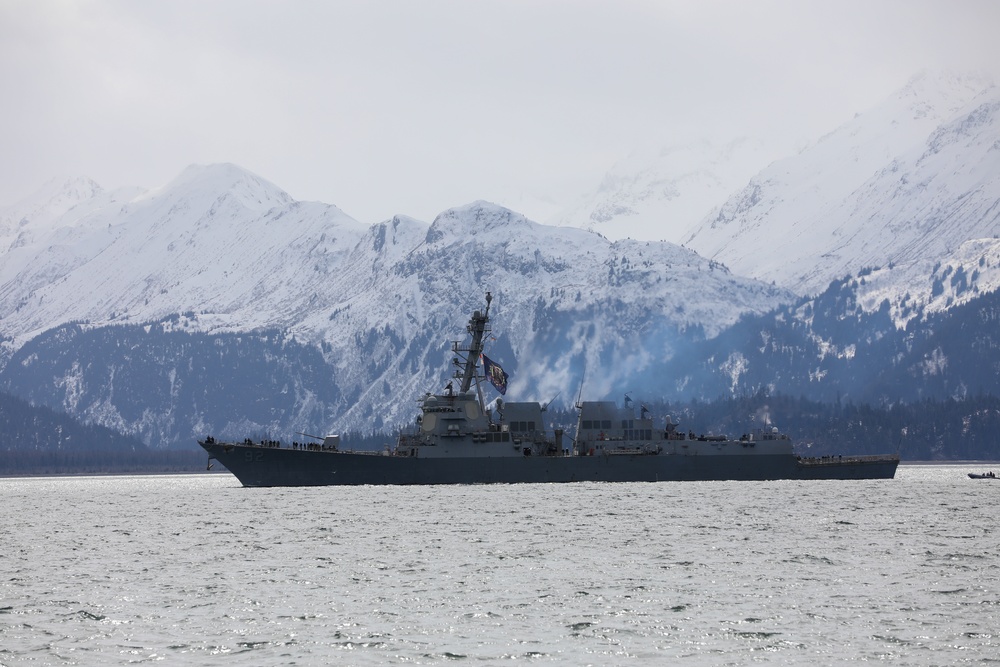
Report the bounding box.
[0,390,212,475]
[0,390,144,453]
[656,277,1000,406]
[0,449,212,476]
[333,392,1000,461]
[5,388,1000,475]
[0,320,344,449]
[597,392,1000,461]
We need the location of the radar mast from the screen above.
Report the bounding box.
[452,292,492,405]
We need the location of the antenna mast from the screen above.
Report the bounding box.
[452,292,492,394]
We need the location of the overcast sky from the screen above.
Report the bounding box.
[2,0,999,225]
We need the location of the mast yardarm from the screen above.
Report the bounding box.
[454,291,492,394]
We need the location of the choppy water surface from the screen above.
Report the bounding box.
[1,465,998,665]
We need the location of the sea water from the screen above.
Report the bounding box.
[1,465,997,666]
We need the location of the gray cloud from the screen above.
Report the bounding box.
[2,0,998,225]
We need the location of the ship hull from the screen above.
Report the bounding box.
[201,442,898,487]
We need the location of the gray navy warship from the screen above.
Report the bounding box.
[199,292,899,486]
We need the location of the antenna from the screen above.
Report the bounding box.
[575,364,587,409]
[453,292,492,394]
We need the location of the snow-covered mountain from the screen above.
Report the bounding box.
[300,202,794,425]
[0,164,791,346]
[6,67,1000,448]
[846,237,1000,328]
[657,257,1000,408]
[549,138,781,243]
[0,164,794,444]
[0,164,370,346]
[682,71,1000,295]
[0,176,136,237]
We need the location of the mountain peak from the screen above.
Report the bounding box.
[426,201,533,244]
[0,175,105,234]
[141,163,293,214]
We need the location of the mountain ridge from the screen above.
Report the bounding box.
[682,71,1000,294]
[0,163,371,346]
[0,166,795,442]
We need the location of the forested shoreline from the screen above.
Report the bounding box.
[4,389,1000,475]
[0,391,211,475]
[0,449,215,477]
[334,392,1000,461]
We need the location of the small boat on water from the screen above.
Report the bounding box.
[200,292,900,487]
[968,472,998,479]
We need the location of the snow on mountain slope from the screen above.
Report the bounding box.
[683,71,999,294]
[549,138,781,243]
[0,165,797,434]
[304,200,787,349]
[286,201,795,427]
[0,163,369,344]
[0,166,792,347]
[847,237,1000,329]
[0,176,145,270]
[0,178,147,319]
[0,175,106,238]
